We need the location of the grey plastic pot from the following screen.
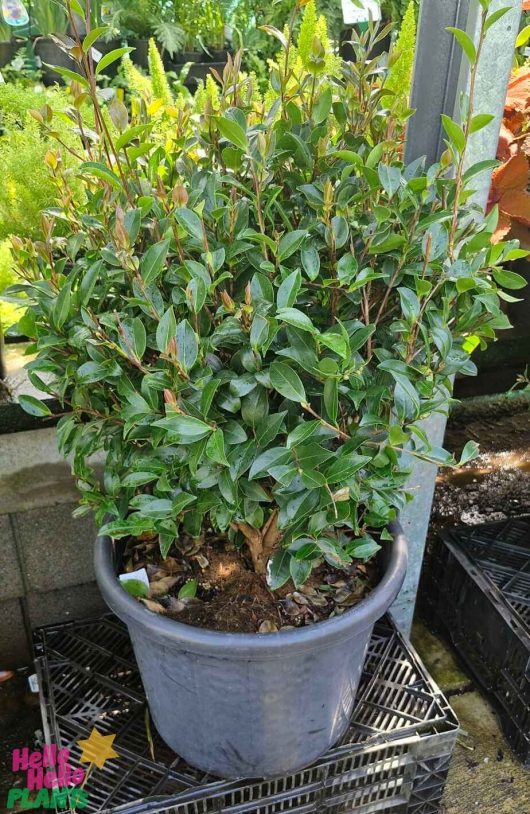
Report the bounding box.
[94,522,407,779]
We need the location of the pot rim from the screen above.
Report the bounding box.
[95,520,407,654]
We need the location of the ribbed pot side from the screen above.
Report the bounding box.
[95,523,407,779]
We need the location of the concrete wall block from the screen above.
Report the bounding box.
[14,504,97,593]
[0,598,31,668]
[0,428,78,515]
[0,515,24,600]
[27,582,107,630]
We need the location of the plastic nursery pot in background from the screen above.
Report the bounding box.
[95,523,407,779]
[0,40,20,67]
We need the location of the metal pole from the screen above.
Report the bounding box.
[404,0,473,168]
[392,0,522,636]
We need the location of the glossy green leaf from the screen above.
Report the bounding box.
[270,362,306,403]
[446,27,476,64]
[218,116,248,152]
[206,429,229,466]
[156,307,176,353]
[277,269,301,309]
[140,239,170,284]
[95,46,134,75]
[175,208,204,242]
[176,319,198,371]
[18,395,52,417]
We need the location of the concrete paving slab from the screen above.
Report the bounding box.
[26,582,106,630]
[0,429,78,514]
[443,692,530,814]
[0,598,30,668]
[13,504,96,593]
[0,515,24,600]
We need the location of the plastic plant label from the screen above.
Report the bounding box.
[90,47,103,63]
[28,673,39,693]
[119,568,149,589]
[1,0,29,27]
[341,0,381,25]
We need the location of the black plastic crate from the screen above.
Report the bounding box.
[33,614,457,814]
[422,517,530,765]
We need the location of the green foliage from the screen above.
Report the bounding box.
[382,0,419,24]
[103,0,229,53]
[102,0,160,39]
[386,0,417,118]
[32,0,68,35]
[174,0,226,51]
[0,18,10,42]
[9,2,522,590]
[0,46,43,85]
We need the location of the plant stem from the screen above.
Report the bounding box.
[448,9,487,261]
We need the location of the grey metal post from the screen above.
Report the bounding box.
[392,0,522,636]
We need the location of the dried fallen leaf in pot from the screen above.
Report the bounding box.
[258,620,279,633]
[161,557,184,574]
[150,576,179,597]
[308,593,329,608]
[292,592,310,606]
[139,599,165,614]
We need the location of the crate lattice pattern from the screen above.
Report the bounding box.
[34,615,458,814]
[447,517,530,628]
[423,517,530,766]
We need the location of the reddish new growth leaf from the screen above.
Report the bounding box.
[490,153,530,242]
[490,68,530,244]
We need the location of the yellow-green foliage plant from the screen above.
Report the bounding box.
[0,240,20,331]
[121,54,154,103]
[385,0,417,120]
[0,84,82,241]
[148,38,173,106]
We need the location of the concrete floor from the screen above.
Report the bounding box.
[412,622,530,814]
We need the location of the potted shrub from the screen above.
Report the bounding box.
[8,0,524,781]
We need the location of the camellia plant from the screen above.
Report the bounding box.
[9,0,526,600]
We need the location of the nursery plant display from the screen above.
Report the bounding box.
[7,0,525,781]
[101,0,186,59]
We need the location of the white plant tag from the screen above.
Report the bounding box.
[341,0,381,25]
[119,568,150,589]
[28,673,39,693]
[90,47,103,63]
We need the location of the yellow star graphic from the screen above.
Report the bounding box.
[77,727,119,769]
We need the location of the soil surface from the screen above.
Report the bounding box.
[123,537,378,634]
[430,395,530,536]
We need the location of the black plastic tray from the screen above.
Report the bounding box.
[422,517,530,765]
[34,614,458,814]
